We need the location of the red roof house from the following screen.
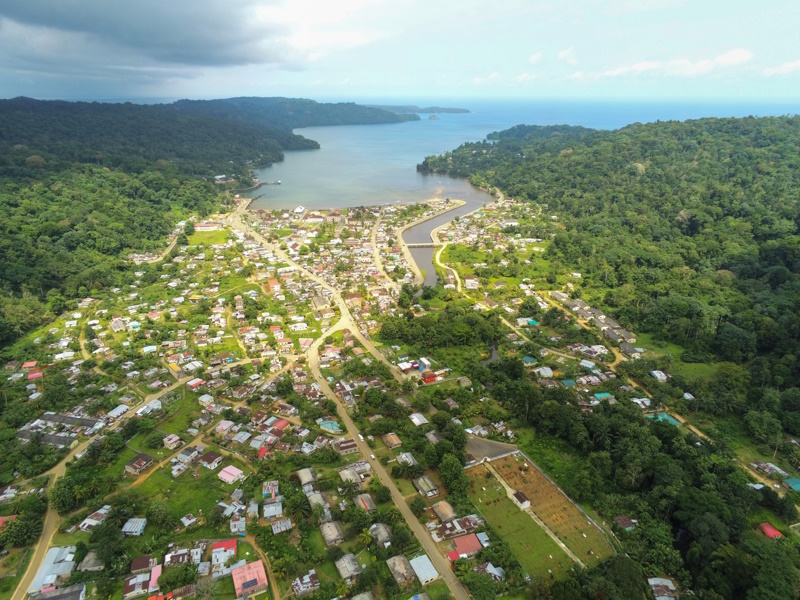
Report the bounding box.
[758,523,783,539]
[231,561,268,597]
[453,533,483,557]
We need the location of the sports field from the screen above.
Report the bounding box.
[492,454,614,566]
[467,464,572,579]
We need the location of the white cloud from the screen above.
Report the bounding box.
[568,71,586,80]
[601,48,753,78]
[557,47,578,66]
[528,51,543,65]
[764,58,800,76]
[512,72,539,83]
[472,71,501,85]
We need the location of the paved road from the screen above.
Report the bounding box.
[306,337,471,600]
[465,436,518,462]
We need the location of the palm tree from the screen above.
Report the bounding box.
[336,580,351,598]
[384,507,403,526]
[271,558,287,579]
[359,527,373,547]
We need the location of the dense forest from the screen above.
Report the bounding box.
[172,96,421,129]
[421,118,800,398]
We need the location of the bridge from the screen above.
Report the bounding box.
[404,242,444,248]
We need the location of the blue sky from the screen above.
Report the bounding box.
[1,0,799,101]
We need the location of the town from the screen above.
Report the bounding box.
[1,191,795,600]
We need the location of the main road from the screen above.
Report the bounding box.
[306,328,472,600]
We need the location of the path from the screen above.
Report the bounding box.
[245,532,282,600]
[484,462,584,568]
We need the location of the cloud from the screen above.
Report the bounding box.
[0,0,386,94]
[601,48,753,78]
[568,71,586,80]
[472,71,501,85]
[512,72,539,83]
[764,58,800,76]
[528,51,543,65]
[557,47,578,66]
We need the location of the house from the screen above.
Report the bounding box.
[355,493,377,513]
[262,480,279,499]
[512,490,530,510]
[332,438,359,455]
[432,501,455,522]
[650,370,668,383]
[231,561,268,597]
[386,555,416,587]
[433,515,483,541]
[296,467,317,486]
[648,577,678,600]
[211,540,237,565]
[413,475,439,497]
[409,554,439,585]
[291,570,320,597]
[615,515,637,531]
[382,432,402,449]
[164,549,191,568]
[39,584,86,600]
[79,505,111,531]
[218,465,245,485]
[149,565,162,593]
[122,518,147,536]
[334,554,362,582]
[163,434,182,450]
[758,522,783,539]
[409,413,429,427]
[125,453,154,476]
[131,556,156,574]
[396,452,418,466]
[200,451,223,470]
[123,573,150,599]
[453,533,483,557]
[28,546,76,595]
[474,562,505,582]
[177,446,200,464]
[369,522,391,546]
[263,501,284,520]
[320,521,344,546]
[464,278,479,290]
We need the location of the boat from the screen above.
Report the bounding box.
[428,115,439,120]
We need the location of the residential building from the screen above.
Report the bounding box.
[291,569,320,597]
[28,546,76,596]
[334,554,362,582]
[122,518,147,536]
[231,561,268,597]
[409,554,439,585]
[386,555,415,587]
[413,475,439,497]
[125,453,154,476]
[320,521,344,546]
[512,490,530,510]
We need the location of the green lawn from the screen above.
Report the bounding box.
[467,466,572,580]
[189,230,230,246]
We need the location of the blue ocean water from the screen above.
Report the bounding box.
[249,99,800,211]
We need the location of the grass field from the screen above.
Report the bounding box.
[491,455,614,567]
[0,550,30,600]
[467,464,572,579]
[189,230,229,246]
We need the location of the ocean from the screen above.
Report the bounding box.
[248,99,800,211]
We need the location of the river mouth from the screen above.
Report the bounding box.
[402,190,491,286]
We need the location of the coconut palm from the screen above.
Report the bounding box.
[359,527,373,547]
[336,579,351,598]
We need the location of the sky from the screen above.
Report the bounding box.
[1,0,799,102]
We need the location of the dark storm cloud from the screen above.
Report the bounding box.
[0,0,292,67]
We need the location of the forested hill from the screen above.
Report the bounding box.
[171,97,421,129]
[0,97,319,176]
[0,96,419,178]
[420,116,800,395]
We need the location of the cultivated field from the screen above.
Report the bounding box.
[492,454,614,566]
[467,464,572,579]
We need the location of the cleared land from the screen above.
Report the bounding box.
[492,454,614,566]
[467,464,572,579]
